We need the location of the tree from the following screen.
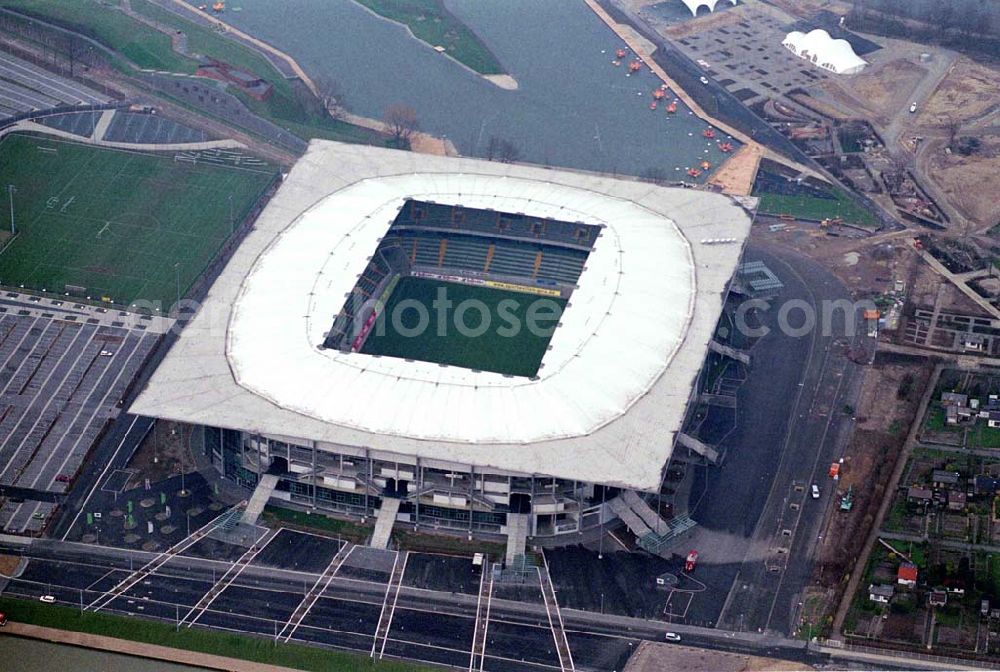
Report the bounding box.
[383,105,419,146]
[64,32,89,77]
[485,135,521,163]
[315,77,346,120]
[640,167,668,185]
[944,114,961,149]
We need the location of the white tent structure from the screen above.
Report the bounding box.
[782,29,868,75]
[681,0,737,16]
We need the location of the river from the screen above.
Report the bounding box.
[199,0,734,178]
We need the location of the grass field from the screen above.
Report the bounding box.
[753,190,878,227]
[361,276,565,377]
[355,0,504,75]
[0,596,432,672]
[0,133,275,306]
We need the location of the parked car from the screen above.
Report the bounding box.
[55,475,70,483]
[38,596,55,604]
[665,632,681,642]
[811,484,820,499]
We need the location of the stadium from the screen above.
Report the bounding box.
[131,140,753,554]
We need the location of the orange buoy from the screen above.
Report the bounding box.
[700,160,712,170]
[687,168,702,178]
[649,101,658,110]
[628,60,642,73]
[616,48,627,59]
[211,1,224,11]
[652,89,665,100]
[702,128,716,139]
[666,101,678,113]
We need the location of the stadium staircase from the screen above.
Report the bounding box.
[495,552,540,584]
[370,497,401,549]
[505,513,530,565]
[241,473,279,526]
[708,340,751,365]
[677,432,720,464]
[610,493,699,555]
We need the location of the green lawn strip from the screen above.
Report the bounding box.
[353,0,503,75]
[392,529,506,557]
[2,0,195,73]
[0,596,432,672]
[0,133,275,305]
[261,505,372,543]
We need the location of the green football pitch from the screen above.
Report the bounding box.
[0,133,276,306]
[361,276,567,378]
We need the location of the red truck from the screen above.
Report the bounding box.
[685,550,699,573]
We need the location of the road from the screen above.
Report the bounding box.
[673,242,866,635]
[2,533,989,671]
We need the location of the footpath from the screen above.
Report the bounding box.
[1,622,301,672]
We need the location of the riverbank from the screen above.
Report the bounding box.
[582,0,824,192]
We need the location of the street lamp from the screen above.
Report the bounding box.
[174,262,181,308]
[7,184,15,235]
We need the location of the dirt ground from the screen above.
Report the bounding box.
[821,59,927,124]
[762,224,913,298]
[0,554,20,577]
[907,255,986,314]
[917,57,1000,127]
[805,358,933,635]
[126,420,197,488]
[624,641,808,672]
[924,136,1000,228]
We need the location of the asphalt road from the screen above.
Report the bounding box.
[663,242,868,634]
[715,244,867,635]
[0,534,832,672]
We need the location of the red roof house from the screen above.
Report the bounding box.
[897,562,918,587]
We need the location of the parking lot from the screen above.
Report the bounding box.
[0,308,158,534]
[0,52,109,119]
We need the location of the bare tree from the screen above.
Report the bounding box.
[315,77,346,120]
[944,114,961,149]
[485,135,521,163]
[384,105,419,145]
[64,33,88,77]
[640,167,668,185]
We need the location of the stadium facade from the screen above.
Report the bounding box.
[132,141,753,544]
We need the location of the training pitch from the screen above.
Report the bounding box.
[361,276,567,377]
[0,133,275,306]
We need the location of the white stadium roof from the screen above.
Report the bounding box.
[131,141,753,491]
[782,29,867,75]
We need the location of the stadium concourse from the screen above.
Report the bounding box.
[131,140,753,556]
